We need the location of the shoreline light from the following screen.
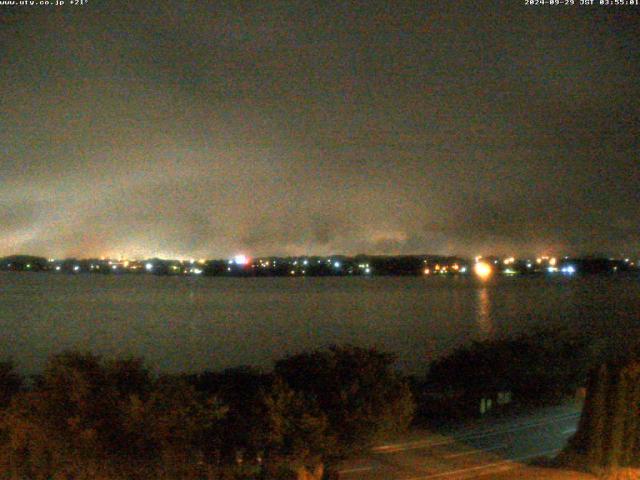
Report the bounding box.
[473,261,493,279]
[233,254,249,265]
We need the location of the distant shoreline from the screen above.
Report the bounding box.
[1,254,637,277]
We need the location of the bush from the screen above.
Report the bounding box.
[424,329,592,408]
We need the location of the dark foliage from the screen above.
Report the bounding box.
[0,352,225,479]
[423,330,593,412]
[275,345,415,457]
[0,362,22,409]
[0,345,414,479]
[566,358,640,469]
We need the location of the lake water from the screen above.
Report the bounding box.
[1,272,639,375]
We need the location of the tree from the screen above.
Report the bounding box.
[190,366,272,464]
[0,351,227,480]
[567,358,640,469]
[190,367,332,478]
[132,375,227,479]
[257,378,331,479]
[275,345,415,457]
[0,351,130,479]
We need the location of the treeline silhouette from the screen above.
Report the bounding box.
[0,331,599,479]
[0,346,414,480]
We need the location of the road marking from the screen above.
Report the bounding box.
[374,412,579,454]
[338,466,373,474]
[401,448,560,479]
[443,444,504,459]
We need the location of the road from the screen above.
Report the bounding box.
[337,403,582,479]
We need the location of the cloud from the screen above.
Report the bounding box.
[0,3,638,258]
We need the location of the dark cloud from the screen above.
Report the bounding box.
[0,1,638,258]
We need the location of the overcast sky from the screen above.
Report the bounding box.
[1,1,638,259]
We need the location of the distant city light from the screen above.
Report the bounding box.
[234,254,249,265]
[5,254,634,280]
[474,261,493,279]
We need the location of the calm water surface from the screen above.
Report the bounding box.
[1,272,639,374]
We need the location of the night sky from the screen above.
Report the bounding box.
[1,1,638,259]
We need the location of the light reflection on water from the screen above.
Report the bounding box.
[0,272,638,375]
[476,287,494,339]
